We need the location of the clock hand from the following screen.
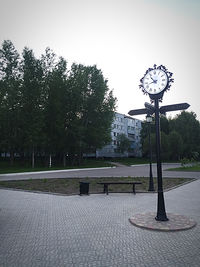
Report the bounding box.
[149,79,157,84]
[150,75,157,83]
[150,75,154,81]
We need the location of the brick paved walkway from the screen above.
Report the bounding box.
[0,179,200,266]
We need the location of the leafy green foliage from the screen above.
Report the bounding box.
[169,111,200,158]
[141,111,200,161]
[168,131,183,160]
[66,64,116,161]
[0,40,21,164]
[20,47,45,167]
[0,40,116,166]
[116,133,131,153]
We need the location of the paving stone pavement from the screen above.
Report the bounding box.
[0,179,200,266]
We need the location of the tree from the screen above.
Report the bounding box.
[20,47,44,167]
[141,118,155,158]
[169,111,200,158]
[82,66,116,150]
[41,50,69,166]
[142,131,169,160]
[142,132,156,158]
[168,131,183,160]
[0,40,116,167]
[141,111,200,161]
[0,40,21,165]
[66,64,116,164]
[116,133,130,153]
[160,115,170,134]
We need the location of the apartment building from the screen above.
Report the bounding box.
[96,112,142,158]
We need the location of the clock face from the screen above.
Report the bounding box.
[143,69,168,95]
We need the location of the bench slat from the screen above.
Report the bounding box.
[97,182,142,195]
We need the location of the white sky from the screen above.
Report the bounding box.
[0,0,200,120]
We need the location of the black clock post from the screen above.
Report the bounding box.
[154,97,168,221]
[128,65,191,222]
[130,65,174,221]
[140,65,174,221]
[128,65,193,229]
[146,90,169,221]
[129,99,190,222]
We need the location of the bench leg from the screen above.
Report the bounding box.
[133,184,136,194]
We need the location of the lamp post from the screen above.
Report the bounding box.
[146,114,155,192]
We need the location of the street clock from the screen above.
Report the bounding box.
[139,64,174,100]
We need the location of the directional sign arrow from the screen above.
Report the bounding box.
[144,102,155,113]
[128,108,154,116]
[159,103,190,114]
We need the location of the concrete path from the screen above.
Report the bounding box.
[0,163,199,181]
[0,177,200,266]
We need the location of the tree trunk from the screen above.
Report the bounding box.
[78,152,82,166]
[20,151,25,165]
[32,147,35,168]
[10,150,14,166]
[63,153,66,167]
[49,154,52,168]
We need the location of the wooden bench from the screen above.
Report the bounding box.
[97,182,142,195]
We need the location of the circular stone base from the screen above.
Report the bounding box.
[129,213,196,231]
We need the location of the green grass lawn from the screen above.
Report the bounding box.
[0,158,152,174]
[167,163,200,172]
[0,159,115,174]
[0,177,194,195]
[110,158,179,166]
[110,158,150,166]
[0,158,192,174]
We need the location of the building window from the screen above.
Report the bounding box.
[128,133,135,139]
